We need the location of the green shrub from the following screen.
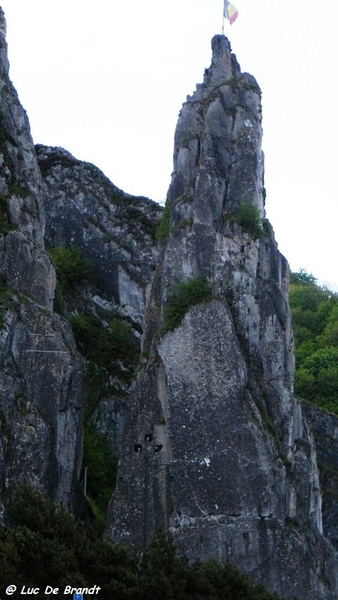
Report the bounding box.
[144,529,188,599]
[1,483,88,589]
[162,275,212,334]
[47,245,93,294]
[156,198,170,242]
[0,195,13,235]
[82,423,117,534]
[177,218,193,229]
[225,200,264,237]
[9,182,29,197]
[70,312,140,375]
[84,361,109,417]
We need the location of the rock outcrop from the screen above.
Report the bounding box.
[107,36,338,599]
[0,8,84,512]
[37,144,162,455]
[1,6,338,596]
[302,401,338,551]
[37,144,161,326]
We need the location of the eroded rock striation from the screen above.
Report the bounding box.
[0,8,84,512]
[107,36,338,599]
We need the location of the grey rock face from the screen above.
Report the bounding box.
[38,144,161,325]
[0,9,84,511]
[38,144,162,454]
[302,402,338,550]
[0,298,83,506]
[107,36,338,599]
[0,12,54,309]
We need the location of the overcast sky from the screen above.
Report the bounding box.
[1,0,338,289]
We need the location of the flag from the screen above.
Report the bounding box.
[224,0,238,24]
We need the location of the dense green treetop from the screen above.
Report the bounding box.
[290,270,338,414]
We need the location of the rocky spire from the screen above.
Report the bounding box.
[107,36,338,599]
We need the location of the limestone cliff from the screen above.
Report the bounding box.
[37,144,161,455]
[107,36,338,599]
[302,402,338,551]
[37,144,161,326]
[1,7,338,597]
[0,8,84,512]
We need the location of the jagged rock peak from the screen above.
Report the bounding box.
[163,33,264,292]
[108,36,338,600]
[203,35,241,87]
[186,35,259,100]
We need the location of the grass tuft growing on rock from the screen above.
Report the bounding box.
[224,200,264,238]
[161,275,212,334]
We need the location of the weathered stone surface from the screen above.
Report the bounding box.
[0,296,84,506]
[1,7,338,596]
[37,144,162,454]
[302,401,338,550]
[0,8,84,513]
[0,11,55,309]
[37,144,161,325]
[107,36,338,599]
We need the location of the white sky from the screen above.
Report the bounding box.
[1,0,338,289]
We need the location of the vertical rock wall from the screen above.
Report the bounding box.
[0,8,84,511]
[107,36,338,599]
[302,402,338,551]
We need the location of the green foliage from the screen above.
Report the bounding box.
[290,270,338,413]
[290,270,317,286]
[70,311,140,377]
[0,194,15,235]
[296,347,338,412]
[185,559,281,600]
[9,182,29,197]
[0,499,284,600]
[225,201,264,237]
[47,245,93,295]
[177,218,193,228]
[156,198,171,242]
[0,484,88,590]
[83,423,117,518]
[162,276,212,334]
[144,530,188,600]
[85,539,141,600]
[84,360,110,417]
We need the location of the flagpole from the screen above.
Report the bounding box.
[222,0,224,34]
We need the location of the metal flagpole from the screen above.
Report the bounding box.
[222,0,224,34]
